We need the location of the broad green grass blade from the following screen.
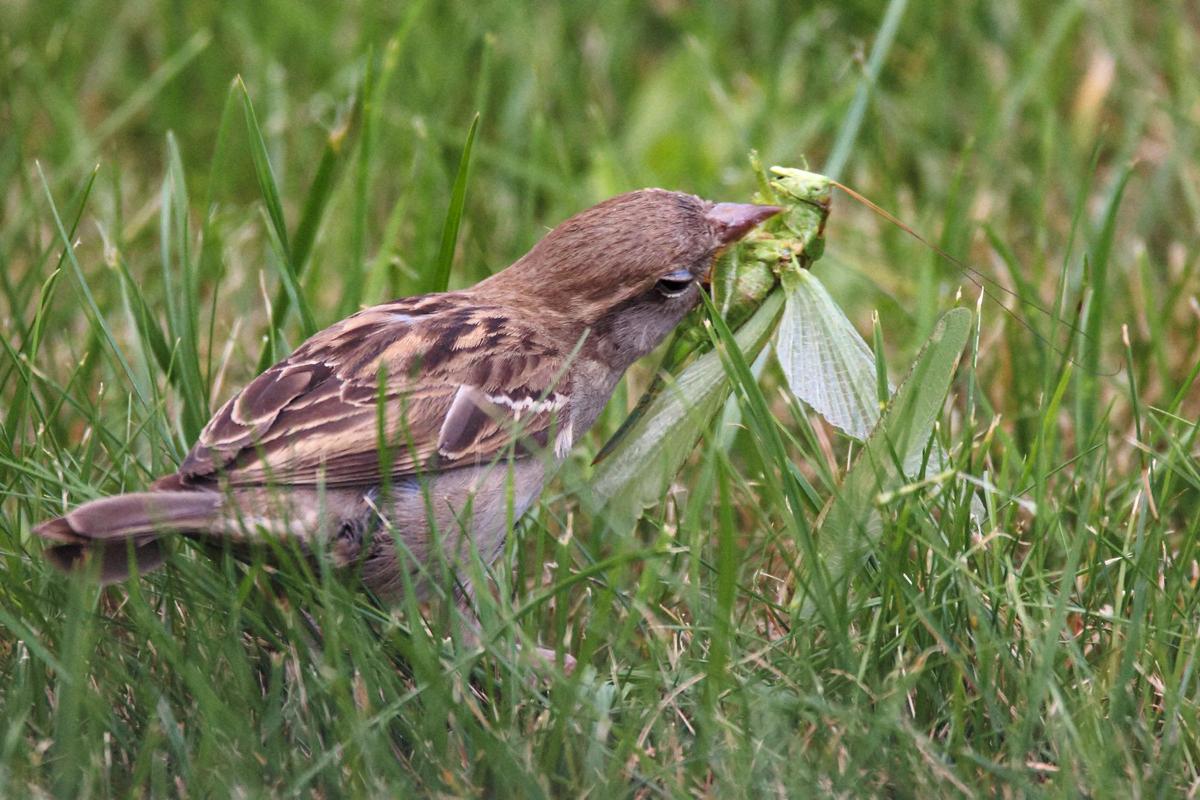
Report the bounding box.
[291,110,359,279]
[1075,162,1131,438]
[257,95,362,371]
[793,307,972,616]
[426,113,480,293]
[196,81,242,390]
[237,77,291,263]
[160,134,209,439]
[590,291,784,529]
[238,77,316,361]
[776,268,889,440]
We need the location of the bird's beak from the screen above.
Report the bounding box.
[706,202,783,246]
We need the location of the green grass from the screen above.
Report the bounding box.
[2,0,1200,795]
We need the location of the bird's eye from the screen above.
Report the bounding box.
[655,269,695,298]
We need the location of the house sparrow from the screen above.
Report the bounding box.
[35,190,780,618]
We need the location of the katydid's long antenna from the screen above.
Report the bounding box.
[831,180,1118,378]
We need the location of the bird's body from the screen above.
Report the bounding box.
[36,189,780,607]
[39,290,595,598]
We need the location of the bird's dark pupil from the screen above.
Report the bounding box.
[656,276,692,296]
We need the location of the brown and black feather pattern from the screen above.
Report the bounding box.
[177,293,570,487]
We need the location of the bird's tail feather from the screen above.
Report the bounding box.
[35,491,221,584]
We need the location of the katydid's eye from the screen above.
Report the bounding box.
[655,269,695,298]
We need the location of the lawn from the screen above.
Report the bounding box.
[2,0,1199,795]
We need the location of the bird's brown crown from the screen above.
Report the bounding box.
[479,189,719,317]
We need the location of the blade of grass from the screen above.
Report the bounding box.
[1075,161,1132,439]
[237,76,291,263]
[160,133,209,439]
[197,81,243,391]
[425,113,480,294]
[237,77,317,362]
[256,93,362,371]
[35,164,149,411]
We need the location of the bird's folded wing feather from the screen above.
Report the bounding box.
[177,296,571,488]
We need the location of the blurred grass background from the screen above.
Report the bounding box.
[1,0,1199,795]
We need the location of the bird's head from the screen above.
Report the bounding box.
[482,189,780,369]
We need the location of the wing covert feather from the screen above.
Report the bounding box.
[179,295,570,488]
